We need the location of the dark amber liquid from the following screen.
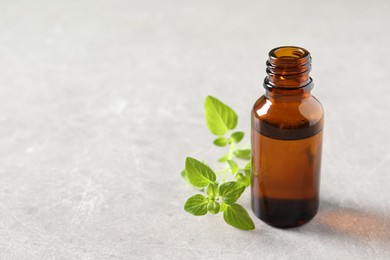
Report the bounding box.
[252,197,318,228]
[251,121,323,228]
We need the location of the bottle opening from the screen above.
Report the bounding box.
[270,46,309,60]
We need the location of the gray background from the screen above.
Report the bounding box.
[0,0,389,259]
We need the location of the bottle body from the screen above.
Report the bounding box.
[251,47,324,228]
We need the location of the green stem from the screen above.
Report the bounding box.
[227,142,236,160]
[215,168,228,175]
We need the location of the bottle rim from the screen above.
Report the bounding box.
[269,46,310,61]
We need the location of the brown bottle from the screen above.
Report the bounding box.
[251,46,324,228]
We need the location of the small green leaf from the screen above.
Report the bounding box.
[227,160,239,175]
[220,202,228,212]
[234,149,251,159]
[219,181,246,204]
[242,175,251,187]
[244,160,251,177]
[204,96,238,136]
[244,160,251,171]
[185,157,216,187]
[207,183,219,198]
[243,161,251,184]
[223,204,255,230]
[235,173,243,181]
[213,137,228,147]
[235,173,251,187]
[184,194,208,216]
[207,201,220,214]
[244,160,251,169]
[231,131,244,143]
[218,153,229,162]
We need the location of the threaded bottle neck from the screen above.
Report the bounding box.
[264,46,312,91]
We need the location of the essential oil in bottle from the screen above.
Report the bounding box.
[251,46,324,228]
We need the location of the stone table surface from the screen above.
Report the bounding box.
[0,0,389,259]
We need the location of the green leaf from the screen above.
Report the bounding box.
[244,161,251,178]
[184,194,208,216]
[235,173,251,187]
[244,160,251,168]
[182,170,207,191]
[231,131,244,143]
[235,173,243,181]
[220,202,228,212]
[234,149,251,159]
[223,204,255,230]
[204,96,238,136]
[207,201,220,214]
[207,183,219,198]
[213,137,228,147]
[244,160,251,177]
[242,175,251,187]
[219,181,246,204]
[185,157,216,187]
[218,153,229,162]
[227,160,239,175]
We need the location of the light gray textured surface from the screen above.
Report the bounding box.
[0,0,389,259]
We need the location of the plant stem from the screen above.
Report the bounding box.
[227,142,236,160]
[215,168,228,175]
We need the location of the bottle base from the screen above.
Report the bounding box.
[252,196,318,228]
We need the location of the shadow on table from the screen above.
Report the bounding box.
[302,200,390,244]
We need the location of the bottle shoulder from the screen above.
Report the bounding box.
[252,95,324,130]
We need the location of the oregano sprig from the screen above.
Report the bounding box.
[182,96,254,230]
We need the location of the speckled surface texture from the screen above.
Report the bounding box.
[0,0,389,259]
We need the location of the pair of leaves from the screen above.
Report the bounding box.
[184,196,254,230]
[213,131,245,147]
[185,157,245,204]
[183,157,250,189]
[218,149,251,162]
[184,195,254,230]
[183,193,222,216]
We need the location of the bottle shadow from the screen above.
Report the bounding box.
[297,199,390,246]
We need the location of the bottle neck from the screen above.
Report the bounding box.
[263,46,313,99]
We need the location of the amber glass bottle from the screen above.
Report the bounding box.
[251,46,324,228]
